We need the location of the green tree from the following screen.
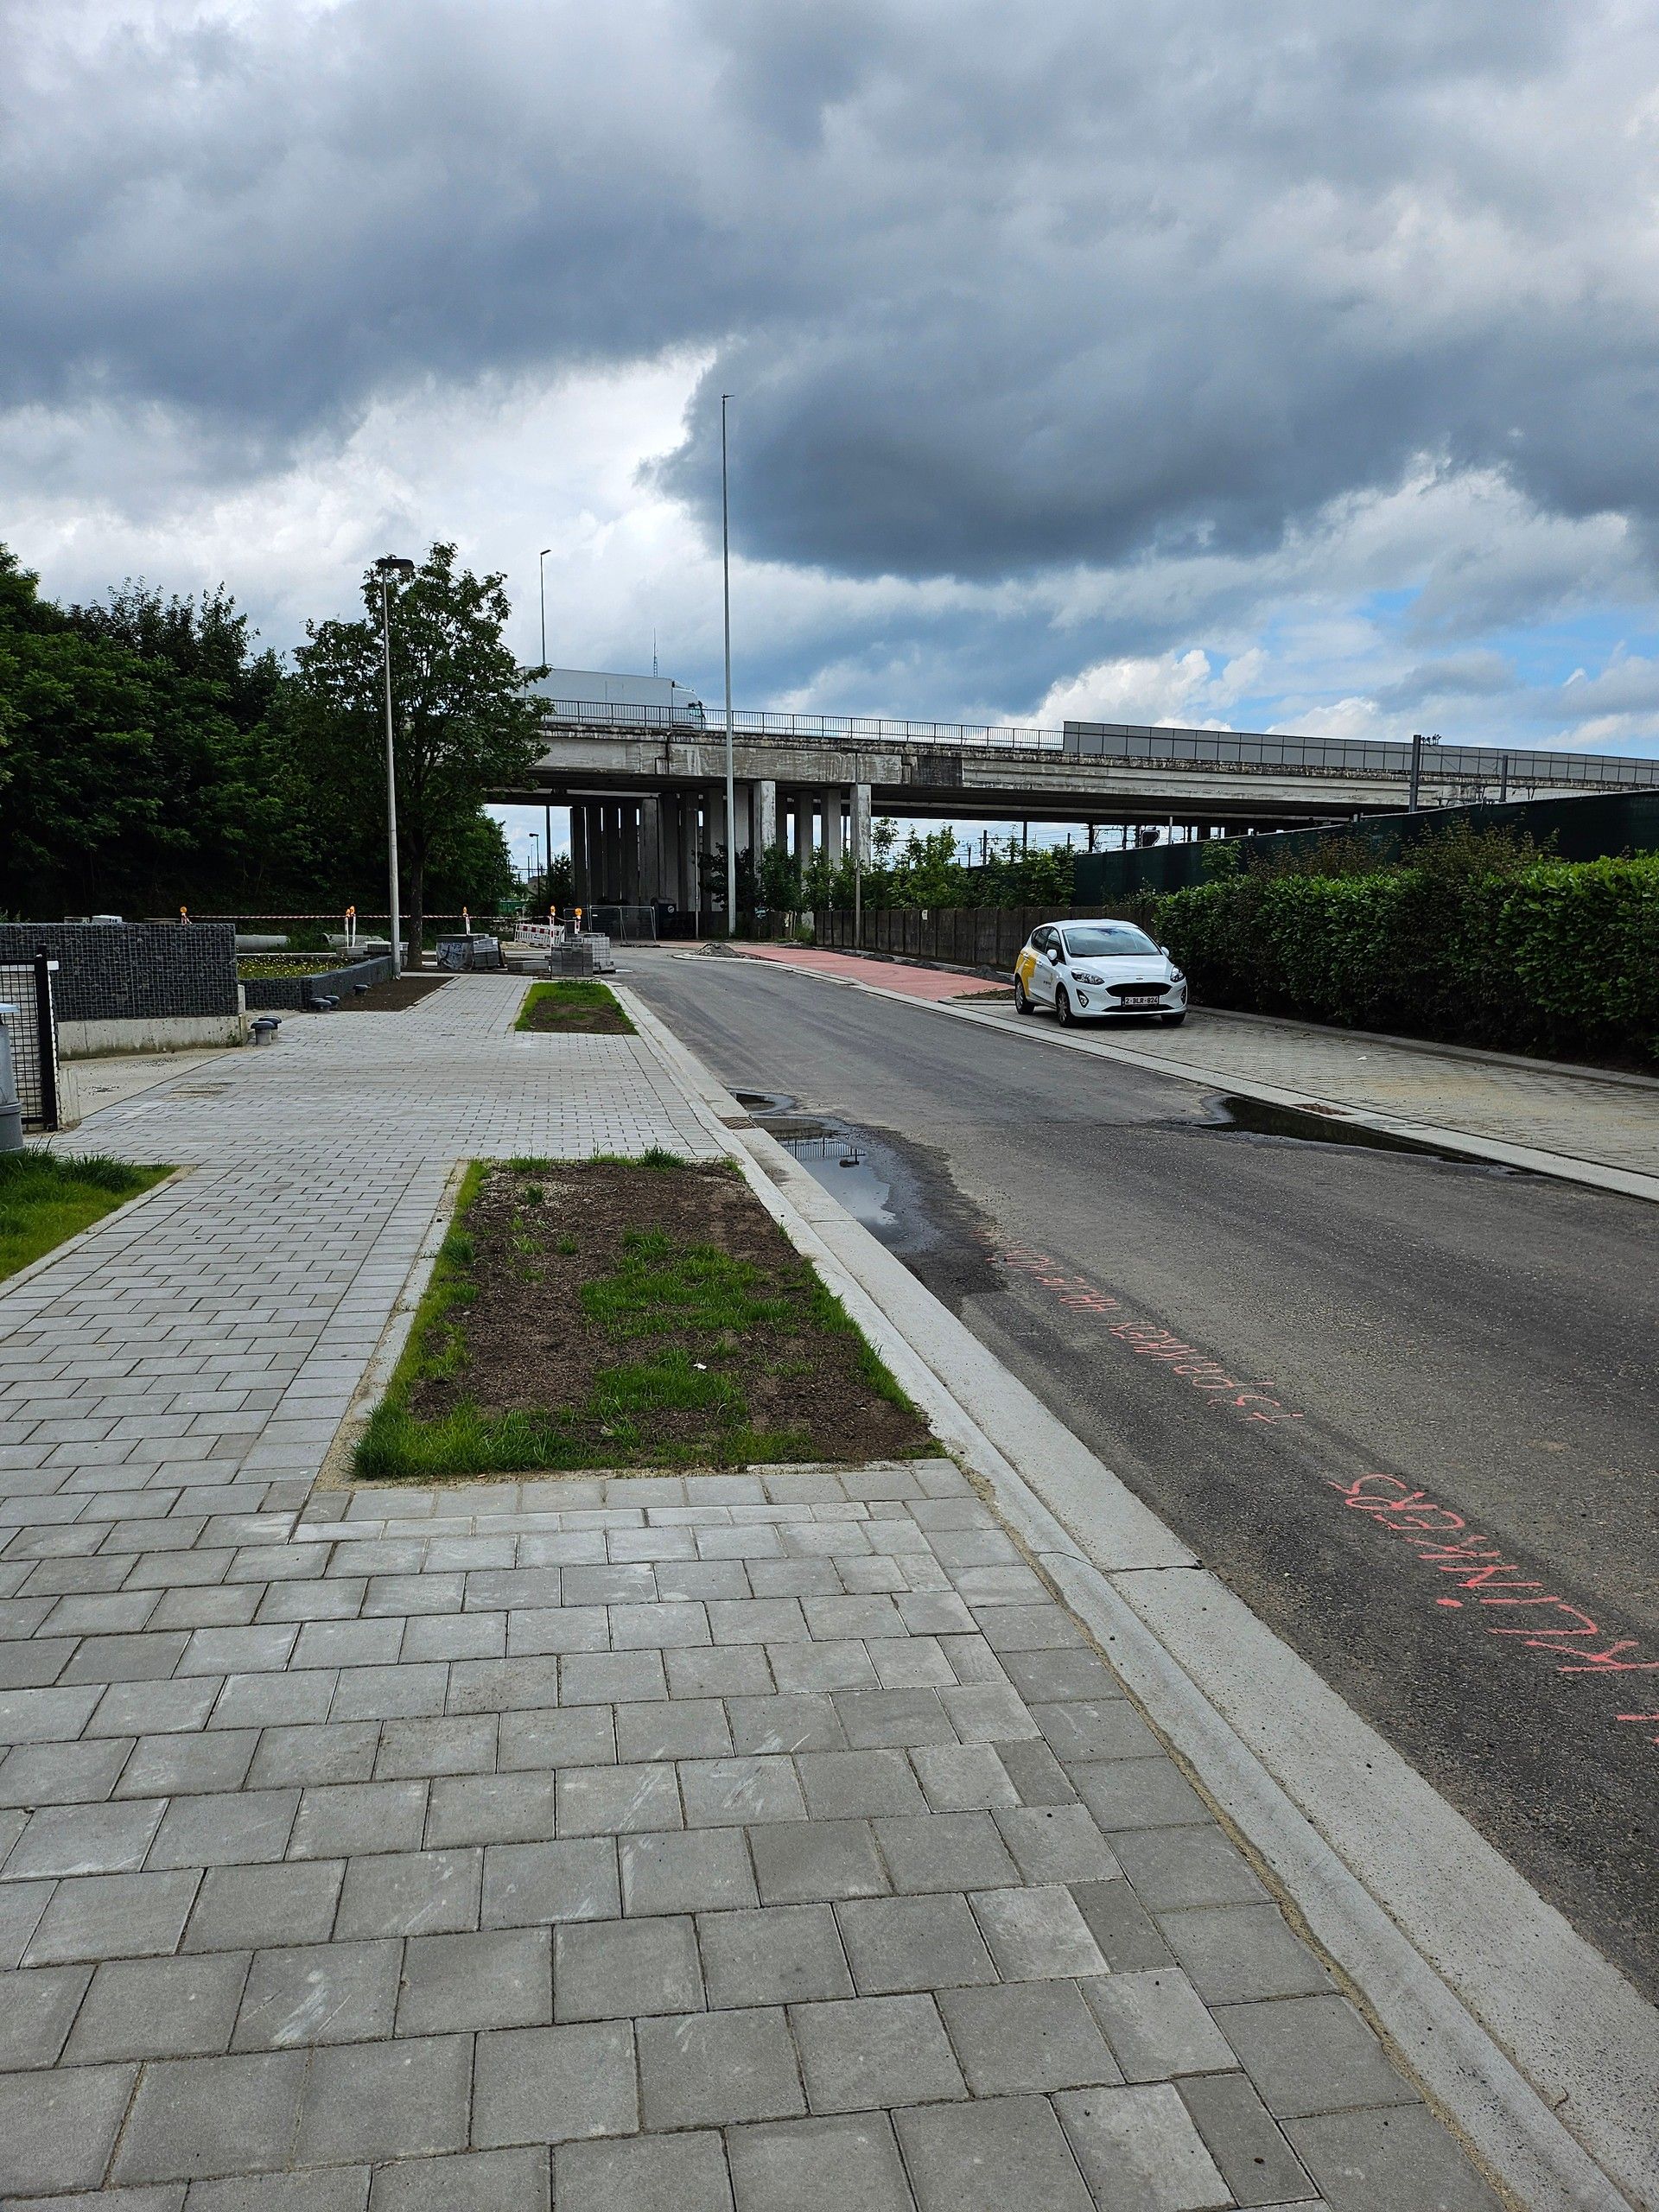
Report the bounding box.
[295,543,542,962]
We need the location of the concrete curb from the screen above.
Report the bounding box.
[619,980,1659,2212]
[730,954,1659,1205]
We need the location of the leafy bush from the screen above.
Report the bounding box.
[1152,853,1659,1063]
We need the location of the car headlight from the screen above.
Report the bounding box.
[1076,971,1104,985]
[1170,969,1185,984]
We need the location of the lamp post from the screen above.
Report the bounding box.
[537,547,552,669]
[721,395,737,934]
[373,556,416,975]
[529,830,540,901]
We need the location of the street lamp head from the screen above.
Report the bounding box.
[374,556,416,580]
[540,546,552,556]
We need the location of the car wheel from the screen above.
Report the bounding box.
[1055,988,1074,1027]
[1160,1010,1186,1027]
[1014,976,1032,1014]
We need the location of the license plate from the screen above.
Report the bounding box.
[1120,995,1162,1007]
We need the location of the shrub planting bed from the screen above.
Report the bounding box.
[0,1152,171,1281]
[515,980,634,1033]
[356,1154,931,1479]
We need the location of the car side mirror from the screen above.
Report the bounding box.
[1159,944,1169,955]
[1047,947,1062,963]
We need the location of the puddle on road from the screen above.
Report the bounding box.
[734,1091,901,1236]
[1205,1093,1530,1173]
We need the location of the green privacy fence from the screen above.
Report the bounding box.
[814,905,1098,970]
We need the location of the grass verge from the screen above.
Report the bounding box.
[515,980,635,1034]
[354,1154,931,1480]
[0,1152,171,1282]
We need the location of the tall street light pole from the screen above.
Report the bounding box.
[374,556,416,975]
[721,395,737,935]
[538,547,551,669]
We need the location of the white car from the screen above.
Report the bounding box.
[1013,918,1188,1027]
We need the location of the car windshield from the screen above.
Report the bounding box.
[1062,925,1160,960]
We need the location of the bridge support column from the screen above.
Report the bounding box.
[754,779,778,855]
[797,790,815,865]
[680,797,702,927]
[850,782,872,868]
[601,805,620,901]
[823,786,844,868]
[620,804,639,903]
[639,798,663,907]
[570,805,589,907]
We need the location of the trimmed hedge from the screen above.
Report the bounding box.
[1152,855,1659,1065]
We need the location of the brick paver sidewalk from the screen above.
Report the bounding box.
[0,976,1504,2207]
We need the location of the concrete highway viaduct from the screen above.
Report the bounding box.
[491,700,1659,917]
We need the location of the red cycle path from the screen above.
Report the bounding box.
[728,944,1002,1001]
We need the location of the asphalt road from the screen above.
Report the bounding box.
[625,949,1659,1999]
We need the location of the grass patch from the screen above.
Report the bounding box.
[355,1155,931,1481]
[235,956,340,978]
[0,1152,171,1281]
[515,980,635,1034]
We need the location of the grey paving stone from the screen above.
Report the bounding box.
[9,2190,186,2212]
[560,1650,667,1704]
[399,1926,551,2033]
[0,1960,93,2067]
[727,2113,916,2212]
[1071,1876,1177,1970]
[331,1662,448,1722]
[6,1794,166,1876]
[797,1748,927,1820]
[767,1639,878,1694]
[67,1950,249,2062]
[679,1753,806,1825]
[119,1730,260,1798]
[992,1736,1077,1805]
[791,1992,965,2113]
[995,1802,1121,1882]
[482,1838,619,1927]
[833,1688,956,1750]
[1054,2082,1233,2210]
[233,1937,401,2048]
[938,1979,1124,2094]
[699,1899,854,2005]
[0,1734,133,1805]
[1112,1823,1271,1911]
[1178,2072,1317,2207]
[471,2018,636,2147]
[620,1827,757,1915]
[294,2033,474,2164]
[28,1868,202,1963]
[113,2050,308,2185]
[557,1760,682,1835]
[1160,1904,1335,2005]
[1084,1967,1239,2082]
[555,2130,734,2212]
[554,1911,703,2019]
[0,2058,137,2196]
[909,1741,1018,1811]
[246,1722,380,1790]
[425,1772,559,1847]
[749,1816,890,1904]
[894,2094,1093,2212]
[970,1885,1109,1979]
[1033,1698,1162,1764]
[208,1672,334,1731]
[149,1787,301,1868]
[374,1715,496,1779]
[369,2145,549,2212]
[289,1780,427,1859]
[446,1656,560,1713]
[1216,1996,1416,2118]
[398,1611,505,1662]
[1074,1757,1209,1832]
[184,2174,370,2211]
[665,1645,775,1699]
[186,1859,345,1951]
[614,1696,732,1760]
[638,2003,805,2127]
[1285,2102,1505,2212]
[496,1707,614,1770]
[836,1892,997,1994]
[872,1811,1020,1893]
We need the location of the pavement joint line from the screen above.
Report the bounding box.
[619,976,1659,2212]
[731,956,1659,1205]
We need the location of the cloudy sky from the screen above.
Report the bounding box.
[6,0,1659,860]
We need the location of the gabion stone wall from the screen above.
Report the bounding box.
[0,923,238,1021]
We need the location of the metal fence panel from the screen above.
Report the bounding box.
[0,956,60,1131]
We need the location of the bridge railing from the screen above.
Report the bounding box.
[536,698,1659,791]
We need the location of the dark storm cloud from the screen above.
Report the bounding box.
[4,0,1656,585]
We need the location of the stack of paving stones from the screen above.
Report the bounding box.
[0,1459,1504,2210]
